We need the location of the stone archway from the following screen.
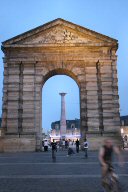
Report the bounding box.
[0,18,121,152]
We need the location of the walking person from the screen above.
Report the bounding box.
[59,139,62,151]
[75,139,80,153]
[123,135,128,148]
[44,139,49,152]
[62,139,65,151]
[42,140,44,151]
[67,140,75,156]
[83,138,89,158]
[65,139,68,149]
[51,139,57,162]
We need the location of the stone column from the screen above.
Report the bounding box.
[59,93,67,138]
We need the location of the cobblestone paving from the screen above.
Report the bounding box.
[0,150,128,192]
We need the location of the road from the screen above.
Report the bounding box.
[0,149,128,192]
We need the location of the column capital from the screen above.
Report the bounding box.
[59,93,67,96]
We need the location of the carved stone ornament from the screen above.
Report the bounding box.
[19,26,99,45]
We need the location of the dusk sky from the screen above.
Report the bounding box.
[0,0,128,132]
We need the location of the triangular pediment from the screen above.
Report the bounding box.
[2,18,118,47]
[15,25,105,45]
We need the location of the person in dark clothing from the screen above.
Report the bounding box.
[51,140,57,162]
[99,139,123,178]
[65,140,68,149]
[42,140,44,147]
[124,135,128,142]
[75,139,80,153]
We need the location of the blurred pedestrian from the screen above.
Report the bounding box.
[59,139,62,150]
[51,139,57,162]
[62,139,65,151]
[65,140,69,149]
[83,138,89,158]
[76,139,80,153]
[67,140,75,156]
[99,139,123,190]
[44,140,49,152]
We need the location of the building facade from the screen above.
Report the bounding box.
[50,119,80,141]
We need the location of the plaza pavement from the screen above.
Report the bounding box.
[0,149,128,192]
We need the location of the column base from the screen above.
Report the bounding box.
[0,133,37,152]
[81,131,123,150]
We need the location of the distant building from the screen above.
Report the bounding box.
[120,116,128,137]
[50,116,128,140]
[50,119,80,141]
[120,116,128,126]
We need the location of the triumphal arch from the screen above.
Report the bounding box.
[0,18,121,152]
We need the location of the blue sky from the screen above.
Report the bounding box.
[0,0,128,131]
[43,76,80,131]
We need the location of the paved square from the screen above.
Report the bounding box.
[0,150,127,192]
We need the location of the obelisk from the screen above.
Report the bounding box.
[59,93,67,139]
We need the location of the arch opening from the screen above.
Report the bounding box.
[42,73,80,143]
